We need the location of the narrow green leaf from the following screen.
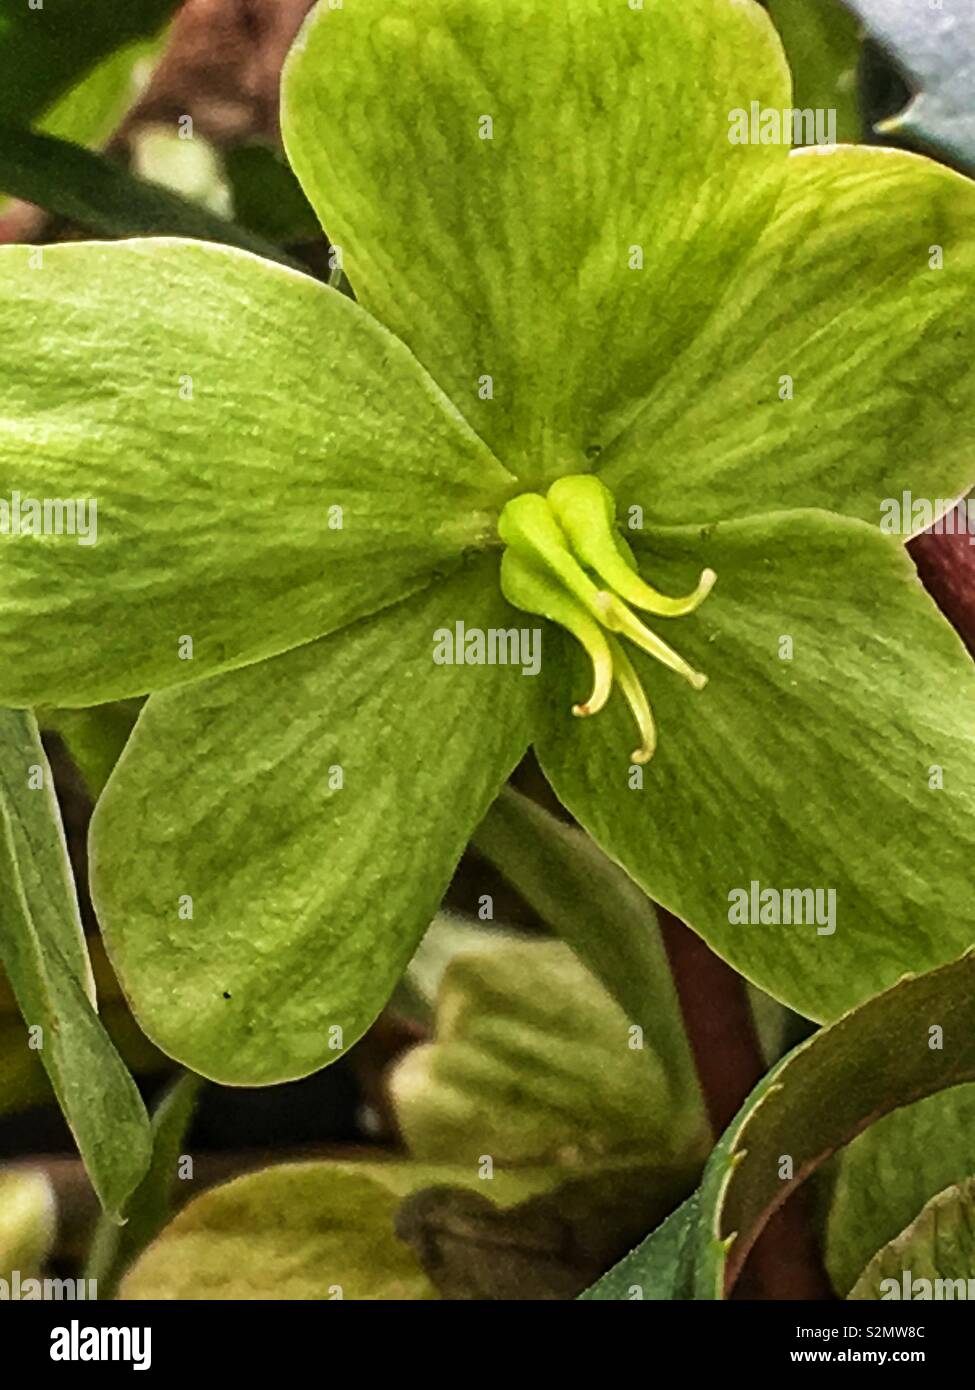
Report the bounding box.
[0,128,305,270]
[222,144,321,245]
[767,0,861,144]
[0,708,150,1214]
[695,954,975,1298]
[0,0,180,128]
[86,1072,203,1298]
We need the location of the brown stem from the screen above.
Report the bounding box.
[657,907,833,1299]
[657,906,766,1136]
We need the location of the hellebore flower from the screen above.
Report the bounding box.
[2,0,975,1084]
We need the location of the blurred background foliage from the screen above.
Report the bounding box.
[1,0,974,1301]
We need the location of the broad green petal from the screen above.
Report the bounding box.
[849,1179,975,1300]
[282,0,790,482]
[90,561,536,1085]
[0,709,151,1215]
[537,510,975,1022]
[0,240,514,707]
[601,145,975,527]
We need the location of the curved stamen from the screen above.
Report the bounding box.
[496,478,713,761]
[499,549,613,716]
[595,591,708,691]
[609,638,657,765]
[548,475,715,617]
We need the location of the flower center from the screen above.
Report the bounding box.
[498,475,715,763]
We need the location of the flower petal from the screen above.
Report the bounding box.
[282,0,790,482]
[89,559,536,1084]
[536,509,975,1022]
[601,145,975,527]
[0,239,514,706]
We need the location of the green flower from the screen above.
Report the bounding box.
[1,0,975,1084]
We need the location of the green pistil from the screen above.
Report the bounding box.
[498,475,714,763]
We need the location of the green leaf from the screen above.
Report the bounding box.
[841,0,975,170]
[0,27,169,222]
[0,708,150,1214]
[600,144,975,527]
[0,711,91,994]
[538,509,975,1023]
[580,1193,699,1301]
[32,36,159,151]
[767,0,861,145]
[0,1169,57,1278]
[282,0,790,484]
[0,0,179,129]
[117,1160,553,1300]
[473,786,705,1143]
[586,953,975,1299]
[0,935,168,1118]
[849,1179,975,1299]
[0,129,303,264]
[823,1084,975,1295]
[90,561,536,1084]
[86,1072,203,1298]
[222,143,321,245]
[118,1162,442,1300]
[390,936,709,1175]
[0,239,513,707]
